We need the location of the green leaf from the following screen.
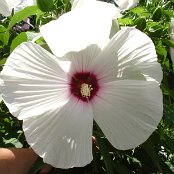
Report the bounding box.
[5,6,41,45]
[152,7,162,21]
[162,1,171,10]
[3,138,23,148]
[10,32,27,52]
[134,17,146,31]
[147,22,164,37]
[0,25,6,43]
[10,32,41,52]
[118,18,133,25]
[162,39,174,48]
[160,160,174,174]
[96,137,114,174]
[113,163,134,174]
[29,157,45,174]
[94,125,114,174]
[26,32,41,41]
[0,58,7,65]
[163,104,174,126]
[163,10,174,18]
[141,139,162,172]
[36,0,54,12]
[156,44,167,62]
[131,6,150,17]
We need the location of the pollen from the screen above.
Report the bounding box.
[80,83,93,98]
[70,72,99,102]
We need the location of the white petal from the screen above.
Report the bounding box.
[115,0,139,10]
[114,27,162,83]
[0,0,16,16]
[170,18,174,65]
[63,44,101,76]
[88,27,162,85]
[70,0,94,10]
[109,18,120,39]
[40,0,120,57]
[93,80,163,150]
[170,47,174,65]
[0,93,2,103]
[14,0,36,13]
[89,34,119,83]
[0,0,36,17]
[71,0,121,39]
[170,18,174,33]
[91,28,162,83]
[0,42,69,120]
[23,98,93,168]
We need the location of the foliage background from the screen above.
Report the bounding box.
[0,0,174,173]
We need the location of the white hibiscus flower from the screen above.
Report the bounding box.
[170,18,174,65]
[0,0,36,17]
[0,0,163,169]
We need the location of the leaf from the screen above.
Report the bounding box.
[36,0,54,12]
[10,32,27,52]
[118,18,133,25]
[26,32,41,41]
[134,17,146,31]
[10,32,41,52]
[5,6,41,45]
[162,1,171,10]
[29,157,45,174]
[94,125,115,174]
[162,39,174,48]
[163,10,174,18]
[141,139,162,172]
[0,58,7,65]
[148,23,164,37]
[131,6,150,17]
[159,158,174,174]
[3,138,23,148]
[163,104,174,126]
[152,7,162,21]
[156,45,167,60]
[0,25,6,44]
[163,135,174,154]
[113,163,134,174]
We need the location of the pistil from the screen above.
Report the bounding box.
[80,83,93,99]
[70,72,99,102]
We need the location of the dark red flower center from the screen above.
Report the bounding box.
[70,72,99,102]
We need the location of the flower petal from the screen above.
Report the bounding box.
[14,0,36,13]
[115,0,139,10]
[0,0,36,16]
[93,80,163,150]
[0,42,69,120]
[113,27,162,83]
[0,0,16,16]
[63,44,101,76]
[40,0,120,57]
[170,47,174,65]
[71,0,121,39]
[170,18,174,65]
[23,98,93,168]
[89,27,162,84]
[70,0,93,10]
[89,35,119,83]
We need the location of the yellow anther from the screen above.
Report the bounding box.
[80,83,93,98]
